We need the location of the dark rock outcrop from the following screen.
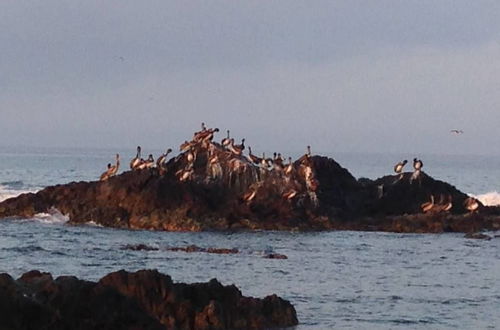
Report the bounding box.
[166,245,239,254]
[464,232,492,240]
[263,253,288,260]
[1,127,500,233]
[0,269,298,330]
[121,244,160,251]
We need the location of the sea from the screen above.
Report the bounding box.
[1,146,499,329]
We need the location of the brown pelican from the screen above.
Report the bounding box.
[394,160,408,174]
[130,146,142,170]
[260,152,269,169]
[180,140,193,152]
[138,154,154,169]
[156,148,172,168]
[194,126,219,143]
[393,159,408,182]
[273,153,284,173]
[421,195,435,213]
[234,138,245,153]
[228,138,245,156]
[221,130,231,147]
[100,154,120,181]
[298,145,312,165]
[410,158,423,184]
[186,150,196,163]
[242,189,257,204]
[284,157,294,176]
[464,197,480,213]
[207,151,223,181]
[440,195,453,212]
[179,169,194,182]
[413,158,423,171]
[275,153,283,165]
[282,189,297,201]
[247,146,262,165]
[201,128,219,148]
[192,123,207,139]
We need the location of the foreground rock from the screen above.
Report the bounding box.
[1,127,500,233]
[0,269,298,330]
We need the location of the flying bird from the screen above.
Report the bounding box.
[450,129,463,134]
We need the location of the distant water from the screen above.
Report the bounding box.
[1,147,500,329]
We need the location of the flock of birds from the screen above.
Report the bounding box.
[99,123,480,212]
[393,158,423,183]
[99,123,320,207]
[391,157,479,213]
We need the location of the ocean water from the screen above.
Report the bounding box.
[1,147,500,329]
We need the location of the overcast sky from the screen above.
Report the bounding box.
[1,1,500,155]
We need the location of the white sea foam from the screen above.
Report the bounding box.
[472,191,500,207]
[85,221,104,227]
[0,185,35,202]
[34,207,69,224]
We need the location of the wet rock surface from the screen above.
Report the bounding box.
[263,253,288,260]
[1,127,500,233]
[0,269,298,330]
[166,245,239,254]
[464,232,493,240]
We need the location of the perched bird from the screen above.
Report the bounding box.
[130,146,142,170]
[260,152,269,170]
[464,197,480,213]
[275,153,284,166]
[282,189,297,201]
[156,148,173,168]
[234,138,245,153]
[221,130,231,147]
[242,189,257,204]
[393,159,408,182]
[201,128,219,145]
[100,154,120,181]
[228,138,245,155]
[178,168,194,182]
[284,157,294,176]
[186,150,196,163]
[421,195,435,213]
[413,158,423,171]
[410,158,423,184]
[298,146,312,165]
[247,146,262,165]
[394,160,408,174]
[440,194,453,212]
[193,126,219,143]
[138,154,154,169]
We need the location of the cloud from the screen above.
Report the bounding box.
[1,2,500,155]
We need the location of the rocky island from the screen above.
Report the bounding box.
[1,126,499,233]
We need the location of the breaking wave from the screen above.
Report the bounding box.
[0,184,34,202]
[472,191,500,207]
[34,208,69,224]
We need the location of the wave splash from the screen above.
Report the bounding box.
[34,207,69,224]
[0,184,35,202]
[472,191,500,207]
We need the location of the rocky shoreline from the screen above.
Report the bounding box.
[0,269,298,329]
[1,127,500,233]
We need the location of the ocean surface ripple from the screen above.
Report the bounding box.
[0,219,499,329]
